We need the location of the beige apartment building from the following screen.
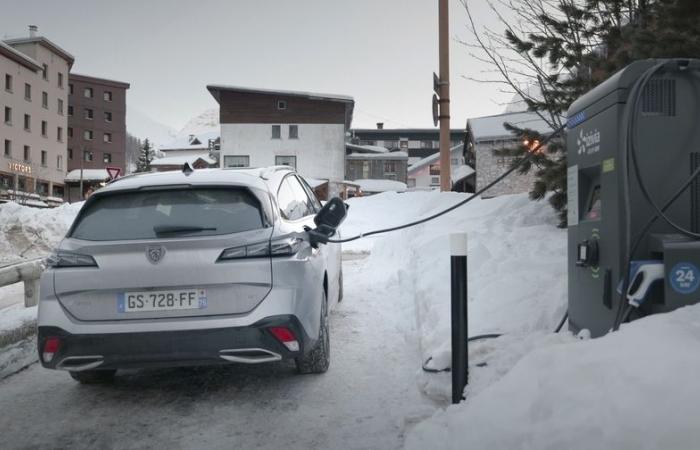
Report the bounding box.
[0,26,74,205]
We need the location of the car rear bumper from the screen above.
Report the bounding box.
[38,315,314,371]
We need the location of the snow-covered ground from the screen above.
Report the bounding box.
[1,191,699,449]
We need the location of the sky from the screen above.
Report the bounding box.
[1,0,514,133]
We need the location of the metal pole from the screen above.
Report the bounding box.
[450,232,468,404]
[79,146,84,200]
[438,0,452,192]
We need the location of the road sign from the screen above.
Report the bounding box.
[106,166,121,181]
[432,94,439,127]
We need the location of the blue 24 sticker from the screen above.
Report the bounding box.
[669,262,700,295]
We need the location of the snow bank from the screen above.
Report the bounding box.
[0,201,82,265]
[342,192,567,382]
[406,305,700,450]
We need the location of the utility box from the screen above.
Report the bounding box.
[567,59,700,337]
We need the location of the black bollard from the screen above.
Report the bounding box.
[450,233,468,404]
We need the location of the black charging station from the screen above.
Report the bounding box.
[567,59,700,337]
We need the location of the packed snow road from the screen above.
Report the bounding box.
[0,254,434,450]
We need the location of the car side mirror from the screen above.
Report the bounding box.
[314,197,348,235]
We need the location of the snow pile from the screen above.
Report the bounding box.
[343,191,566,373]
[405,305,700,450]
[0,201,82,265]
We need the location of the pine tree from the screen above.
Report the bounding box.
[135,139,154,173]
[464,0,700,226]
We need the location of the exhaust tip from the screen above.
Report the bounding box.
[219,348,281,364]
[56,356,104,371]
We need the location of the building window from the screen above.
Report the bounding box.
[68,148,73,160]
[429,164,440,176]
[431,176,440,186]
[223,155,250,168]
[58,72,63,88]
[58,99,64,115]
[421,140,433,149]
[68,105,73,116]
[4,74,12,92]
[84,108,93,120]
[42,91,48,108]
[4,139,10,157]
[400,140,409,149]
[23,114,30,131]
[104,111,113,122]
[384,161,397,174]
[271,125,281,139]
[84,130,93,140]
[289,125,299,139]
[103,91,113,102]
[41,150,47,166]
[84,87,93,98]
[103,132,112,143]
[83,150,93,161]
[24,83,31,100]
[103,153,112,163]
[4,106,11,125]
[57,127,63,142]
[275,155,297,169]
[276,100,287,110]
[68,127,73,138]
[23,145,30,162]
[69,83,73,95]
[41,120,47,137]
[57,155,63,170]
[383,140,398,150]
[42,64,48,80]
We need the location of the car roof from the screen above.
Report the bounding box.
[98,167,296,194]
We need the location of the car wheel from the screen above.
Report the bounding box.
[69,369,117,384]
[296,290,330,374]
[338,269,344,302]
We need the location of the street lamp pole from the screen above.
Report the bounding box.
[438,0,452,192]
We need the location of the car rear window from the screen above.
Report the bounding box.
[70,188,265,241]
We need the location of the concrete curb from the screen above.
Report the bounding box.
[0,336,38,379]
[0,318,38,379]
[0,318,37,349]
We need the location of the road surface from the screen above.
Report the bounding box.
[0,255,435,450]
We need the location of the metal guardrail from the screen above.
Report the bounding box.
[0,258,44,307]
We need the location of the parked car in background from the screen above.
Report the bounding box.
[38,166,343,383]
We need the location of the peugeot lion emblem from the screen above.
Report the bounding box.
[146,246,166,265]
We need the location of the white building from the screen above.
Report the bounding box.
[207,85,354,195]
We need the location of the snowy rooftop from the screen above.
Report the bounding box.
[451,164,475,183]
[150,153,216,166]
[346,151,407,160]
[408,144,464,172]
[353,179,407,193]
[345,143,388,154]
[207,85,354,104]
[468,111,555,142]
[159,131,219,151]
[64,169,110,182]
[303,178,328,188]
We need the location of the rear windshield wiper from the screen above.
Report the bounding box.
[153,225,217,235]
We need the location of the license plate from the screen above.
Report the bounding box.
[117,289,207,313]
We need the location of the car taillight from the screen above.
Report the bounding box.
[46,251,98,268]
[42,336,61,362]
[218,237,303,261]
[269,326,300,352]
